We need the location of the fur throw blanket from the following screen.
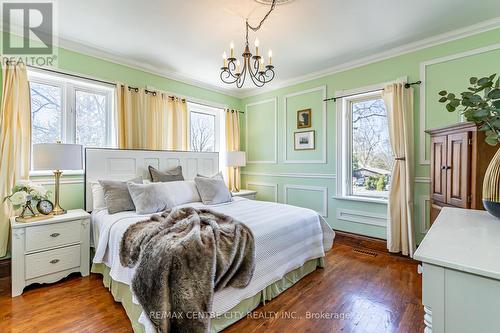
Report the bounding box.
[119,207,255,333]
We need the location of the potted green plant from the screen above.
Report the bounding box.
[438,74,500,218]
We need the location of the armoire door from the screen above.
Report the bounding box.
[430,135,447,203]
[446,132,471,208]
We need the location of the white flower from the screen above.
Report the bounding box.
[10,191,28,206]
[30,185,47,197]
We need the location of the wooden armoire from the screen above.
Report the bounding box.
[426,122,497,224]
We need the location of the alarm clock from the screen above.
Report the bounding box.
[37,199,54,215]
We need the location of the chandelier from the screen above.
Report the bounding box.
[220,0,277,88]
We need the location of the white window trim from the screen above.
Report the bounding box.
[335,78,406,204]
[187,101,222,153]
[28,69,115,176]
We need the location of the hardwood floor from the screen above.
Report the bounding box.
[0,242,423,333]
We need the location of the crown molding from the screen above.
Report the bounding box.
[5,15,500,100]
[56,36,242,99]
[239,16,500,98]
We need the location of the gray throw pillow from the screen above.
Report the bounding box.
[149,165,184,182]
[99,177,142,214]
[127,182,175,214]
[194,176,232,205]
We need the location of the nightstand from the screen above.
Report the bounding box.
[231,189,257,200]
[10,209,90,297]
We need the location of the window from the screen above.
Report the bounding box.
[28,69,114,171]
[188,102,221,152]
[338,90,392,201]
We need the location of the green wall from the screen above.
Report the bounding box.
[241,27,500,243]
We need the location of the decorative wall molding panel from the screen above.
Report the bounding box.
[283,184,328,217]
[283,86,327,164]
[336,209,387,227]
[418,43,500,165]
[242,171,336,179]
[245,98,278,164]
[245,182,278,202]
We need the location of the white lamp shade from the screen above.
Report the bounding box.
[32,143,83,171]
[225,151,246,167]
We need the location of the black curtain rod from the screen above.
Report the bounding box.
[323,80,422,102]
[27,65,115,86]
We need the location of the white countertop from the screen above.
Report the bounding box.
[414,207,500,281]
[10,209,90,229]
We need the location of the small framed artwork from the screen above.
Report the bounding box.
[297,109,311,128]
[294,130,315,150]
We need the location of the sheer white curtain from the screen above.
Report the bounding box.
[382,83,415,257]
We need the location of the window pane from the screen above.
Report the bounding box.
[351,98,392,199]
[75,90,108,147]
[190,111,215,152]
[30,82,62,144]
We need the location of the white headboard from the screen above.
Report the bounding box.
[84,148,219,211]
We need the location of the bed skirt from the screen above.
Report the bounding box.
[91,257,325,333]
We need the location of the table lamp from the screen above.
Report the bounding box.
[32,143,83,215]
[225,151,246,192]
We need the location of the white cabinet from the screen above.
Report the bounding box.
[11,209,90,297]
[414,208,500,333]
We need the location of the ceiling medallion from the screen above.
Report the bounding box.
[220,0,277,88]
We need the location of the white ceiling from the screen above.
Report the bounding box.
[22,1,500,96]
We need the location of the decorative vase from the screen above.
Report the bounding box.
[483,147,500,219]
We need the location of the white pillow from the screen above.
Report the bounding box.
[162,180,202,205]
[90,181,106,210]
[127,181,201,214]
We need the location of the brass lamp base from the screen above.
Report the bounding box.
[52,170,66,215]
[232,167,240,192]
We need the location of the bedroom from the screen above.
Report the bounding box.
[1,0,500,332]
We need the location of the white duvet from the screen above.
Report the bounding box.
[92,197,334,332]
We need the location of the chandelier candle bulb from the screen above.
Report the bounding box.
[236,59,241,73]
[268,50,273,65]
[222,52,228,67]
[230,42,235,58]
[255,38,260,56]
[259,58,264,72]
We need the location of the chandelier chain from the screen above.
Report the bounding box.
[245,0,277,45]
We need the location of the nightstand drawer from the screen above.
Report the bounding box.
[25,245,81,280]
[25,221,81,252]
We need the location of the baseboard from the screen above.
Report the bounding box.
[333,230,418,263]
[0,257,11,278]
[334,230,388,252]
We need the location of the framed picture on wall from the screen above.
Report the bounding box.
[294,130,315,150]
[297,109,311,128]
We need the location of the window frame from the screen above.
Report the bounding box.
[187,101,221,153]
[28,69,115,175]
[336,88,390,205]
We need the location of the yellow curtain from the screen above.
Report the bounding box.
[225,109,241,191]
[0,63,31,257]
[166,96,188,151]
[382,83,415,257]
[116,84,186,151]
[116,84,142,149]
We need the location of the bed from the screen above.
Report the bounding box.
[86,148,335,332]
